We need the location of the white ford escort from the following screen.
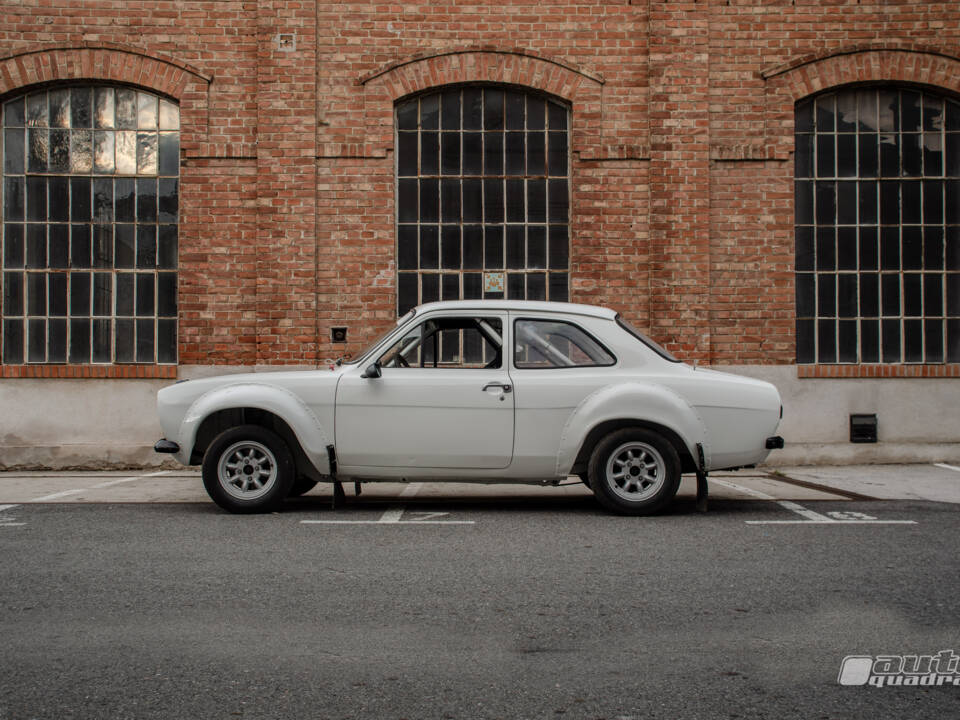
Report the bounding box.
[155,300,783,515]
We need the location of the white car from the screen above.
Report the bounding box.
[155,300,783,515]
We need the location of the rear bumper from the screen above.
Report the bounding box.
[154,438,180,454]
[765,435,785,450]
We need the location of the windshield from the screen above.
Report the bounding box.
[344,309,417,365]
[615,315,681,362]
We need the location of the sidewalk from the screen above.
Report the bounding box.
[0,463,957,504]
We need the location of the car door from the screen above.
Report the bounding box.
[334,312,514,470]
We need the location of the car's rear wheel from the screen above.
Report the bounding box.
[588,428,681,515]
[202,425,295,513]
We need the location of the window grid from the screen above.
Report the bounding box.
[795,87,960,364]
[395,86,571,316]
[2,86,179,365]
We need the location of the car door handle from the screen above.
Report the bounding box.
[482,382,512,393]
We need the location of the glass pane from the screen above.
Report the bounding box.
[3,319,23,363]
[902,226,922,270]
[421,273,439,304]
[816,94,835,132]
[463,226,483,269]
[880,227,899,270]
[3,224,24,268]
[506,226,524,269]
[159,178,177,223]
[903,319,923,362]
[795,134,812,178]
[4,128,24,174]
[925,226,944,271]
[462,179,482,222]
[94,88,115,129]
[860,319,879,362]
[881,274,900,316]
[548,132,567,176]
[71,88,92,129]
[505,132,525,175]
[137,178,157,222]
[527,226,546,269]
[71,224,91,268]
[796,182,814,225]
[49,177,69,222]
[136,225,156,269]
[463,89,482,131]
[507,272,524,299]
[816,134,835,178]
[440,179,460,223]
[484,226,503,269]
[923,133,943,176]
[901,181,921,224]
[158,272,177,317]
[93,130,115,173]
[93,225,113,268]
[549,226,568,269]
[419,179,438,223]
[816,227,835,271]
[397,272,417,315]
[49,129,70,172]
[115,177,135,222]
[818,273,836,317]
[925,318,944,362]
[93,273,112,316]
[397,178,417,223]
[483,90,503,131]
[817,319,836,363]
[116,89,137,130]
[92,317,111,362]
[70,128,93,172]
[49,274,67,316]
[484,131,503,175]
[71,177,91,222]
[27,128,48,172]
[157,318,177,363]
[548,103,567,130]
[137,93,158,129]
[901,91,922,133]
[462,132,482,175]
[158,132,179,175]
[27,273,46,315]
[115,317,134,362]
[397,133,417,177]
[70,272,91,316]
[796,318,814,363]
[26,176,46,221]
[136,132,158,174]
[93,178,113,222]
[527,272,546,301]
[420,95,439,130]
[4,97,25,127]
[137,273,156,316]
[28,318,46,362]
[397,225,417,270]
[441,90,460,130]
[484,179,503,223]
[26,93,48,127]
[924,274,943,317]
[2,271,23,315]
[420,131,438,175]
[26,224,45,268]
[440,226,460,269]
[548,272,568,302]
[837,227,857,270]
[858,134,878,177]
[158,225,177,269]
[419,226,438,269]
[5,177,24,220]
[396,99,417,131]
[49,224,69,268]
[506,179,524,223]
[838,320,857,363]
[440,132,459,175]
[69,318,91,363]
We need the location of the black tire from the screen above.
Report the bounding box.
[587,428,681,516]
[288,475,318,498]
[202,425,296,513]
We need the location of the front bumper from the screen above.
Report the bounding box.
[154,438,180,454]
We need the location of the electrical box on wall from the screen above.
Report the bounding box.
[331,327,347,344]
[850,414,878,443]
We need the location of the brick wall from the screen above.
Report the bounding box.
[1,0,959,371]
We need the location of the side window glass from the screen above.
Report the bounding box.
[514,319,615,369]
[379,316,503,369]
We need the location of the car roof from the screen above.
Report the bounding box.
[413,299,619,321]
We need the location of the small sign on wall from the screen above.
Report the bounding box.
[484,272,505,294]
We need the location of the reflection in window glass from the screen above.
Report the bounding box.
[1,86,179,365]
[378,316,503,369]
[514,319,615,369]
[395,87,570,316]
[795,87,960,364]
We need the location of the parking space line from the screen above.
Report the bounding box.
[0,504,18,513]
[776,500,833,522]
[27,470,172,502]
[746,519,917,525]
[935,463,960,473]
[301,520,476,525]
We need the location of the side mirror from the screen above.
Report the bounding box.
[360,362,382,379]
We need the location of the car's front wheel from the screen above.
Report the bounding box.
[202,425,295,513]
[588,428,681,515]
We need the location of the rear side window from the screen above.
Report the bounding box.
[514,319,615,369]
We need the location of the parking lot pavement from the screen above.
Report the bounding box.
[0,468,854,505]
[0,463,957,507]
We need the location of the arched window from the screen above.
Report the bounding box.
[795,86,959,364]
[395,86,570,316]
[2,85,179,364]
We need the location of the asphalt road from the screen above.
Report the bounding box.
[1,491,959,719]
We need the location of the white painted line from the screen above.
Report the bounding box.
[776,500,834,522]
[0,523,27,527]
[0,504,18,512]
[377,482,423,523]
[935,463,960,473]
[301,520,475,525]
[29,488,84,502]
[91,470,171,489]
[709,477,777,500]
[746,520,917,525]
